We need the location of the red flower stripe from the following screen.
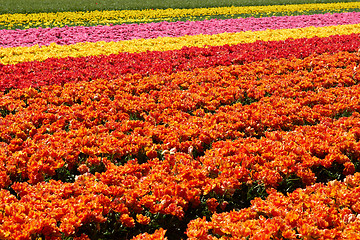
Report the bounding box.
[0,33,359,91]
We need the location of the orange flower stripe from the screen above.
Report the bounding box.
[1,50,360,238]
[1,47,360,238]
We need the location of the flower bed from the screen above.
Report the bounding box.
[2,23,360,65]
[1,2,360,239]
[2,12,360,48]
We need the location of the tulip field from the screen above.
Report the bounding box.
[2,1,360,239]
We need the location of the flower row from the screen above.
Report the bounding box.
[2,12,360,48]
[1,33,359,91]
[187,172,360,239]
[2,113,360,239]
[1,23,360,65]
[0,50,359,187]
[1,2,358,30]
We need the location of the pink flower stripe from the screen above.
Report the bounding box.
[0,33,359,91]
[1,12,360,48]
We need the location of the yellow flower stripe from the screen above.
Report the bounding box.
[1,23,360,65]
[1,2,359,29]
